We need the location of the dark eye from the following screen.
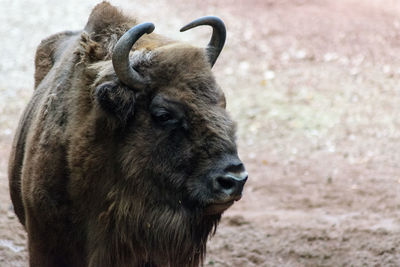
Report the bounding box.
[152,109,178,126]
[154,112,172,122]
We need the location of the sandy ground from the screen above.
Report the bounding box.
[1,0,400,266]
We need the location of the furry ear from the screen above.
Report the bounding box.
[95,81,135,124]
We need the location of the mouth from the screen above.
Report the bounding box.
[203,193,242,216]
[204,201,234,215]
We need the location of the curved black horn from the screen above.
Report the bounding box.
[180,16,226,67]
[112,22,155,89]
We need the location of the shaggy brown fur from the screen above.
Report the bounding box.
[8,2,242,266]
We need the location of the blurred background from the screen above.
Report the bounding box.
[1,0,400,265]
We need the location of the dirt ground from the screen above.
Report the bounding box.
[1,0,400,266]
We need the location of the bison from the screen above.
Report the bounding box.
[8,2,248,266]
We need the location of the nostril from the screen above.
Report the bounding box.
[226,171,248,183]
[216,177,236,190]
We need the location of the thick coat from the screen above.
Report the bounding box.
[8,2,247,266]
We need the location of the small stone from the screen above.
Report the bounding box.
[263,70,275,80]
[7,211,15,219]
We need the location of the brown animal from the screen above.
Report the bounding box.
[8,2,247,266]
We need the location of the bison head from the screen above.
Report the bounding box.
[87,21,247,212]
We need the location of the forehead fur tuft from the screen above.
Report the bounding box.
[78,2,138,63]
[150,44,212,84]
